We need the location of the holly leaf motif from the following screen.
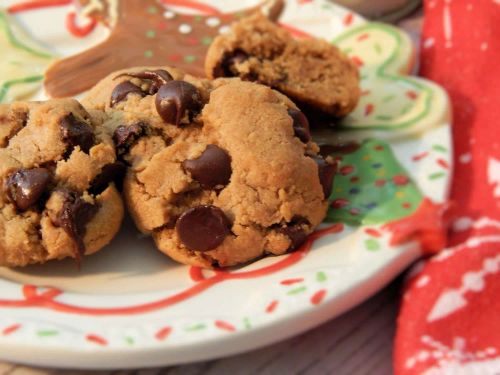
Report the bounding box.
[325,139,423,225]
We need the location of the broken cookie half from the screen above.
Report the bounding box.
[205,12,360,118]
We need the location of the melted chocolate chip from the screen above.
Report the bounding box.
[6,168,50,211]
[90,162,126,194]
[60,113,95,156]
[118,69,174,94]
[113,122,147,155]
[287,108,311,143]
[55,190,98,260]
[182,145,232,189]
[313,156,337,198]
[319,142,360,157]
[213,50,249,78]
[276,217,310,251]
[110,81,145,107]
[155,80,202,126]
[176,205,231,252]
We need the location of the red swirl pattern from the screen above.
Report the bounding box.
[0,225,344,316]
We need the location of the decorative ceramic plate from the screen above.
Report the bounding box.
[0,0,451,369]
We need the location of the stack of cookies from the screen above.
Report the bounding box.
[0,13,359,268]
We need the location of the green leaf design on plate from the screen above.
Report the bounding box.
[287,286,307,295]
[316,271,327,282]
[325,139,423,225]
[36,330,58,337]
[0,10,54,103]
[364,238,381,251]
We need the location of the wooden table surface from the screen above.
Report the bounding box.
[0,9,423,375]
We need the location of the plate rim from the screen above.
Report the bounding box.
[0,244,420,369]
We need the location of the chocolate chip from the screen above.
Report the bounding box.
[276,217,310,251]
[60,113,95,156]
[112,122,146,155]
[110,81,145,107]
[118,70,174,94]
[213,50,249,78]
[176,205,231,252]
[313,156,337,198]
[155,80,202,126]
[6,168,50,210]
[90,162,126,194]
[55,190,98,260]
[287,108,311,143]
[182,145,232,189]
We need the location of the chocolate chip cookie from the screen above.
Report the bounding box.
[205,12,360,117]
[83,66,334,268]
[0,99,124,267]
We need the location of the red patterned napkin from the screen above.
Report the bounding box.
[394,0,500,373]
